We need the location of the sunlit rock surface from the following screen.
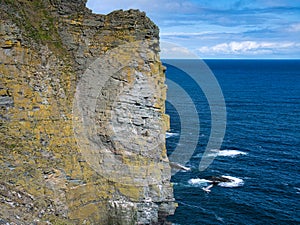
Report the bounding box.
[0,0,175,224]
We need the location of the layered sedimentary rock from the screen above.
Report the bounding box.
[0,0,176,224]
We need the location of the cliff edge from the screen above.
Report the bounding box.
[0,0,176,224]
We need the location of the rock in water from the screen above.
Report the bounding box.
[209,176,233,184]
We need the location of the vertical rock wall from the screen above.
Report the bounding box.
[0,0,176,224]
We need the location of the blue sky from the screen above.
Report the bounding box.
[86,0,300,59]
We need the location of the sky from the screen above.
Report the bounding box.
[86,0,300,59]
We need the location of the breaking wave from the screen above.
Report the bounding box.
[218,176,244,188]
[208,149,248,157]
[188,175,244,188]
[166,132,179,138]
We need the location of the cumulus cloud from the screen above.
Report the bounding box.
[86,0,300,58]
[198,41,299,55]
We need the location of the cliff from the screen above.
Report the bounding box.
[0,0,176,224]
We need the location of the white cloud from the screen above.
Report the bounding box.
[160,42,198,59]
[161,32,212,37]
[287,23,300,32]
[198,41,299,55]
[86,0,300,58]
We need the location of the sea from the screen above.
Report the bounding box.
[163,59,300,225]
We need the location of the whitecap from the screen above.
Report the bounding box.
[206,149,247,157]
[218,175,244,188]
[166,132,179,138]
[218,150,247,157]
[188,178,211,187]
[192,153,202,158]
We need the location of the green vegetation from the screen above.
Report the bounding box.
[3,0,66,55]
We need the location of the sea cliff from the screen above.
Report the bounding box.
[0,0,176,224]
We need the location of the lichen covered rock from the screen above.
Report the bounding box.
[0,0,175,224]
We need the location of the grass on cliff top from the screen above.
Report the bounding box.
[3,0,67,56]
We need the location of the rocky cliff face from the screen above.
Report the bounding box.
[0,0,176,224]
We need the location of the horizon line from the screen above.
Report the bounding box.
[161,58,300,60]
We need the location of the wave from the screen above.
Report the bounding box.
[218,149,248,157]
[188,178,211,187]
[218,175,244,188]
[207,149,248,157]
[192,153,202,158]
[166,132,179,138]
[188,176,244,188]
[193,150,247,159]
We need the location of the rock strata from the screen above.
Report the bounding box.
[0,0,176,224]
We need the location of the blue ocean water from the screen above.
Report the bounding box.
[164,60,300,224]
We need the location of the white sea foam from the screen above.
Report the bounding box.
[206,149,247,157]
[192,153,202,158]
[188,176,244,190]
[166,132,179,138]
[217,175,244,188]
[193,149,247,159]
[218,150,247,157]
[188,178,211,187]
